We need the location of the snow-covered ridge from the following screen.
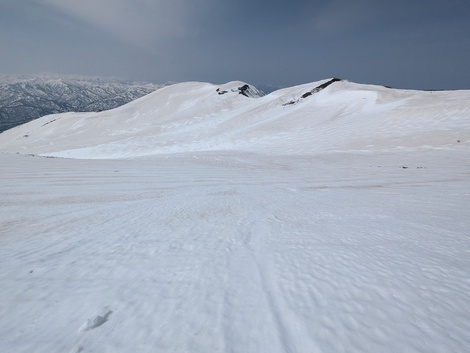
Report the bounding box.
[0,79,468,159]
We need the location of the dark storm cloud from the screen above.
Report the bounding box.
[1,0,469,89]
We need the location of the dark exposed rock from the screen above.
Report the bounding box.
[237,84,264,98]
[283,78,342,106]
[215,83,265,98]
[42,118,58,127]
[238,84,251,97]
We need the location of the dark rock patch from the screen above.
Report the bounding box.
[283,78,342,106]
[216,84,264,98]
[42,118,58,127]
[238,84,251,97]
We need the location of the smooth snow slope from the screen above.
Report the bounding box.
[0,79,468,158]
[0,79,469,353]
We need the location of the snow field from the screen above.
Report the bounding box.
[0,149,469,353]
[1,79,469,352]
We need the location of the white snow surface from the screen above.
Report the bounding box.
[1,79,468,158]
[0,80,469,352]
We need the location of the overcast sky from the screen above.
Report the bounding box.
[1,0,469,89]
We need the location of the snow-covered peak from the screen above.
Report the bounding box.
[216,81,265,98]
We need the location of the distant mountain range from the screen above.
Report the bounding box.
[0,75,164,132]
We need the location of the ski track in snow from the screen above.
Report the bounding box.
[0,150,469,353]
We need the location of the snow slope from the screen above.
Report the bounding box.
[0,79,469,353]
[1,79,468,158]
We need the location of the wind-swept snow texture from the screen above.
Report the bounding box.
[0,79,469,353]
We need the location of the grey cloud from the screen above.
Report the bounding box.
[309,0,377,35]
[39,0,211,47]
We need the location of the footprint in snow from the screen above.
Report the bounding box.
[79,310,113,332]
